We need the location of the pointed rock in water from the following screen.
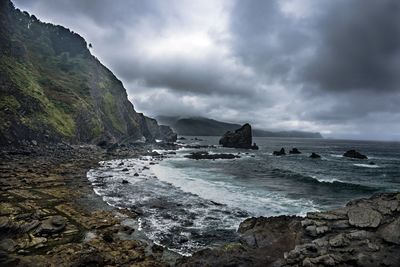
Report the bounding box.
[343,149,368,159]
[289,148,301,154]
[133,173,139,177]
[121,179,129,184]
[273,148,286,156]
[309,152,321,159]
[219,123,258,149]
[121,168,129,172]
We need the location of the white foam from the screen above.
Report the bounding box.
[354,163,380,168]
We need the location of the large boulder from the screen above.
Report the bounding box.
[219,124,258,149]
[343,149,368,159]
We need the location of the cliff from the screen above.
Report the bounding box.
[0,0,176,145]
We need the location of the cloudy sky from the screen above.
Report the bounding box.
[14,0,400,140]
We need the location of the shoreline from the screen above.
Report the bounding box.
[1,143,400,266]
[0,143,179,266]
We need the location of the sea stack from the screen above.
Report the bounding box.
[219,123,258,149]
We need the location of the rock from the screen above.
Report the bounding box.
[178,137,186,140]
[289,148,301,154]
[121,168,129,172]
[329,234,348,247]
[309,152,321,159]
[121,179,129,184]
[379,218,400,244]
[343,149,368,159]
[348,207,382,228]
[219,123,258,149]
[133,173,139,176]
[273,148,286,156]
[184,151,240,160]
[369,161,376,165]
[37,216,67,235]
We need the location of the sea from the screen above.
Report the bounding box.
[87,137,400,255]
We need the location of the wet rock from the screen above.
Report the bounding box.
[184,151,240,160]
[343,149,368,159]
[134,173,139,176]
[37,216,67,235]
[289,148,301,154]
[379,218,400,244]
[121,179,129,184]
[348,207,382,228]
[273,148,286,156]
[309,152,321,159]
[121,168,129,172]
[219,123,258,149]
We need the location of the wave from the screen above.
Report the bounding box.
[272,168,378,192]
[353,163,380,168]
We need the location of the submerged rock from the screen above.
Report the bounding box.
[219,123,258,149]
[273,148,286,156]
[343,149,368,159]
[309,152,321,159]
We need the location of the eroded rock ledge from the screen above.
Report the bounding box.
[179,192,400,267]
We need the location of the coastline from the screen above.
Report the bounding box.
[1,143,400,266]
[0,143,179,266]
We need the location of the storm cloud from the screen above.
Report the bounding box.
[13,0,400,140]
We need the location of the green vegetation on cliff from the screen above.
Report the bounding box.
[0,0,176,145]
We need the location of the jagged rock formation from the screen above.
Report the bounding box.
[219,123,258,149]
[0,0,176,145]
[179,192,400,267]
[343,150,368,160]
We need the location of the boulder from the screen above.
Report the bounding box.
[379,218,400,244]
[343,149,368,159]
[36,216,67,235]
[309,153,321,159]
[289,148,301,154]
[347,207,382,228]
[273,148,286,156]
[219,123,258,149]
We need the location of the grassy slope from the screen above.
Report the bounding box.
[0,1,148,144]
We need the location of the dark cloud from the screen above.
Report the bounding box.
[303,0,400,92]
[12,0,400,140]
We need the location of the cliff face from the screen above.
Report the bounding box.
[0,0,176,145]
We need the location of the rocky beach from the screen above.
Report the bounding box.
[0,143,178,266]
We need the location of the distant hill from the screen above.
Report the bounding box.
[156,116,323,138]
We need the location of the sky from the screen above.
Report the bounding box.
[13,0,400,140]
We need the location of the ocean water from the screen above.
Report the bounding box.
[87,137,400,255]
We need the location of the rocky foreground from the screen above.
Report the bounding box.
[0,143,176,266]
[180,193,400,267]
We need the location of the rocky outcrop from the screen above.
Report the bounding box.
[289,148,301,154]
[180,192,400,267]
[0,1,175,145]
[184,151,240,160]
[273,148,286,156]
[219,124,258,149]
[343,149,368,159]
[309,153,321,159]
